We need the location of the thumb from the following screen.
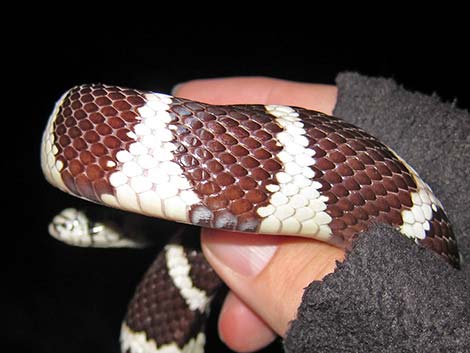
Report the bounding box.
[201,229,344,336]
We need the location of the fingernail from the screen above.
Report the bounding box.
[203,231,278,277]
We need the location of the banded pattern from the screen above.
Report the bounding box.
[41,84,460,352]
[121,233,221,353]
[41,84,459,263]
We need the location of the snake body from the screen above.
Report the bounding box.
[41,84,460,352]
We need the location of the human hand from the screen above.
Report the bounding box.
[173,77,345,352]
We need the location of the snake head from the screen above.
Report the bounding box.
[48,208,96,246]
[49,207,146,248]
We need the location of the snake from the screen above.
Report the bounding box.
[41,84,460,353]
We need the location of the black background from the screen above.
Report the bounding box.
[5,24,468,353]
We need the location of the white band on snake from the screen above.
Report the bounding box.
[41,84,460,353]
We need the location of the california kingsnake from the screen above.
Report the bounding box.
[41,84,460,352]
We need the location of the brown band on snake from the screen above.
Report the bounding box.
[420,206,459,265]
[167,99,284,232]
[186,246,225,295]
[297,109,412,234]
[48,85,146,202]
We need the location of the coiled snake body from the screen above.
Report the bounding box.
[41,84,460,353]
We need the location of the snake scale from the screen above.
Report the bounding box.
[41,84,460,353]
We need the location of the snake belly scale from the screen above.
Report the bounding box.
[41,84,460,352]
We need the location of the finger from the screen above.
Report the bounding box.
[172,76,337,114]
[201,229,345,336]
[218,291,276,352]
